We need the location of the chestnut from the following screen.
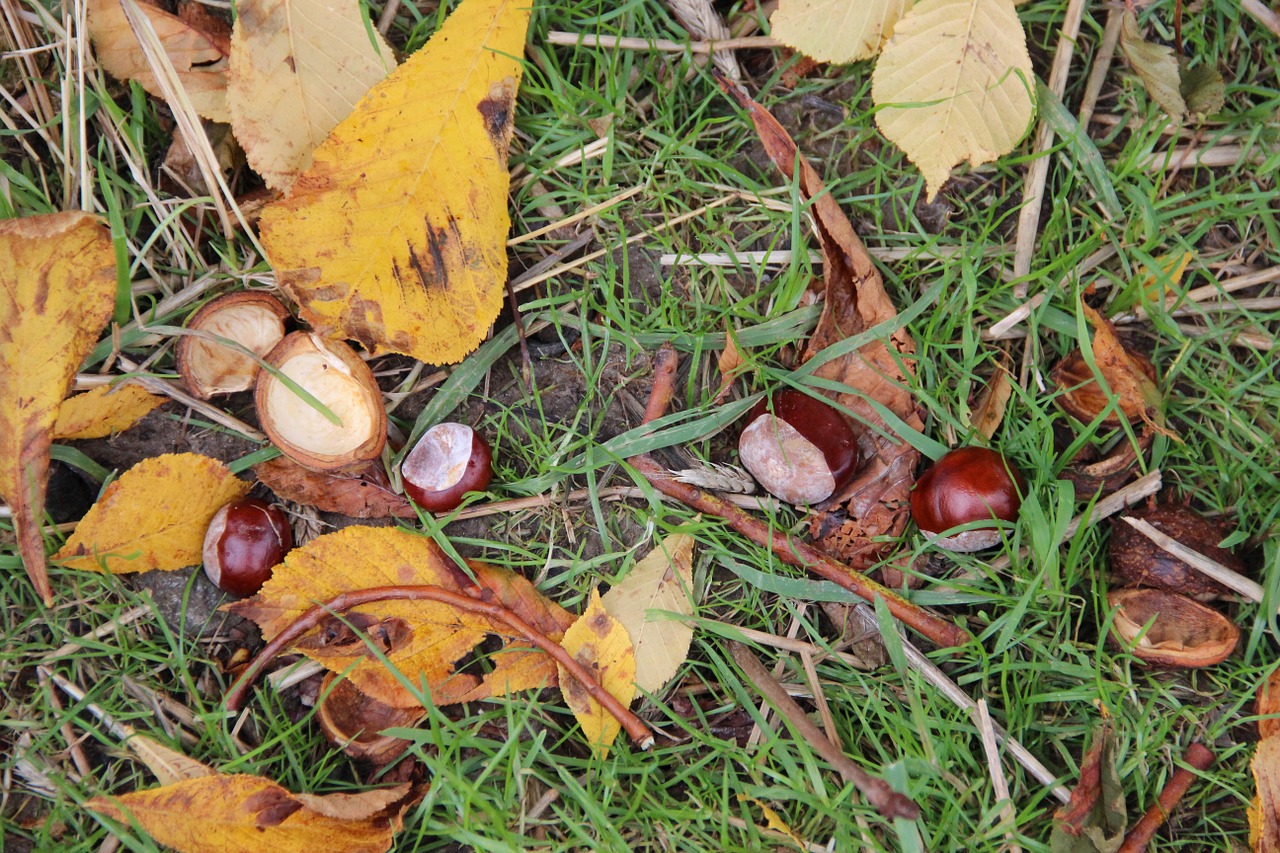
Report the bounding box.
[400,422,493,512]
[737,389,862,505]
[910,447,1024,551]
[202,497,292,596]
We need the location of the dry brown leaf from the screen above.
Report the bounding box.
[87,0,231,121]
[259,0,530,364]
[125,734,217,786]
[228,0,396,190]
[771,0,912,64]
[557,589,636,756]
[55,453,250,573]
[1253,738,1280,852]
[717,79,923,568]
[254,456,415,518]
[228,526,574,707]
[714,325,747,404]
[1119,9,1186,120]
[1081,304,1172,436]
[600,534,696,694]
[86,773,413,853]
[0,212,117,604]
[968,364,1013,441]
[54,384,167,440]
[293,784,413,821]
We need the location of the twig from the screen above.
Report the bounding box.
[976,699,1023,852]
[1122,516,1268,606]
[728,642,920,820]
[1077,6,1124,128]
[1117,742,1215,852]
[545,31,779,53]
[224,585,654,749]
[1242,0,1280,36]
[629,345,971,649]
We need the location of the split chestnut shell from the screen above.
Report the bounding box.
[176,292,289,398]
[1106,588,1239,668]
[1109,504,1245,600]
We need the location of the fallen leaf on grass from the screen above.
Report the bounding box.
[601,533,696,694]
[770,0,912,64]
[228,0,396,190]
[1252,737,1280,852]
[1051,722,1126,852]
[87,0,231,121]
[1119,9,1186,121]
[259,0,530,365]
[229,526,574,708]
[55,453,250,573]
[0,212,117,604]
[124,733,217,786]
[54,384,167,440]
[1079,304,1170,436]
[557,590,636,756]
[254,456,415,519]
[968,365,1013,441]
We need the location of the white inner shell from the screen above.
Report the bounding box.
[739,415,836,505]
[190,305,285,393]
[403,424,473,491]
[263,344,375,457]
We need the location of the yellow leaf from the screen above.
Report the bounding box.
[1252,738,1280,852]
[871,0,1035,200]
[0,212,116,604]
[54,453,250,573]
[601,534,696,694]
[771,0,913,64]
[227,526,574,708]
[228,0,396,190]
[87,0,230,122]
[1135,251,1193,306]
[85,774,409,853]
[557,589,636,756]
[54,384,167,440]
[736,794,808,851]
[259,0,530,364]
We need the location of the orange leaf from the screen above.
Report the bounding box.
[54,384,167,440]
[557,589,636,756]
[253,456,415,519]
[1082,304,1173,437]
[0,212,116,603]
[54,453,250,573]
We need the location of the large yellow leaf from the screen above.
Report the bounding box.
[54,384,167,440]
[54,453,250,573]
[0,212,116,604]
[86,0,230,122]
[228,0,396,190]
[259,0,530,364]
[771,0,913,64]
[871,0,1035,200]
[557,590,636,757]
[601,534,696,694]
[228,526,575,708]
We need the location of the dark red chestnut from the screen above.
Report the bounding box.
[910,447,1024,551]
[400,422,493,512]
[202,497,292,596]
[738,389,862,505]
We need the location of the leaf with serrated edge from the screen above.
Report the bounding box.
[54,385,167,440]
[872,0,1035,200]
[601,534,696,694]
[259,0,529,364]
[1119,10,1185,120]
[771,0,913,64]
[557,590,636,756]
[228,0,396,190]
[54,453,250,573]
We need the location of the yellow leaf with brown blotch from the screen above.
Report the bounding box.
[0,212,116,604]
[259,0,530,364]
[557,589,636,756]
[54,384,167,440]
[54,453,249,573]
[228,526,575,708]
[86,774,415,853]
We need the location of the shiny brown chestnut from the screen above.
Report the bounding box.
[910,447,1024,551]
[400,422,493,512]
[202,497,292,596]
[737,389,862,505]
[1109,503,1245,600]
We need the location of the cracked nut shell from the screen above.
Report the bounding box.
[176,292,289,398]
[1107,588,1239,668]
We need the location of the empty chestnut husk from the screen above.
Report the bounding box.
[1106,588,1239,668]
[316,674,421,764]
[1109,504,1245,600]
[176,292,289,399]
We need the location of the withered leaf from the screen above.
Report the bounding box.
[1080,304,1171,436]
[1051,722,1127,853]
[125,733,217,786]
[557,589,636,756]
[54,384,167,440]
[254,456,415,519]
[1252,737,1280,852]
[1119,9,1186,121]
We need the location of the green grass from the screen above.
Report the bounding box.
[3,0,1279,850]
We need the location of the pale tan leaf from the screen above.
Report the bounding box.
[601,534,696,694]
[125,734,217,786]
[557,590,636,756]
[294,783,413,821]
[872,0,1035,200]
[771,0,913,63]
[1119,10,1186,120]
[228,0,396,190]
[54,384,167,440]
[1252,738,1280,852]
[968,366,1012,440]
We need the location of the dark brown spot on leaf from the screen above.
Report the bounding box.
[477,78,517,157]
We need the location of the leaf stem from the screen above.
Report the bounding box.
[1117,742,1214,852]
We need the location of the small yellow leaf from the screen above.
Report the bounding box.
[872,0,1035,200]
[87,0,230,122]
[0,212,116,604]
[601,534,696,694]
[737,794,808,851]
[1135,251,1193,306]
[54,453,250,573]
[54,384,167,440]
[771,0,913,64]
[557,589,636,756]
[259,0,531,364]
[228,0,396,190]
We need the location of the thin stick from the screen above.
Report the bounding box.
[545,31,779,53]
[1122,517,1267,605]
[1117,742,1215,852]
[224,585,654,749]
[728,642,920,820]
[507,185,642,246]
[1241,0,1280,36]
[976,699,1023,852]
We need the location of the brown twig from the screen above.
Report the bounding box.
[224,585,654,749]
[1117,742,1215,852]
[628,345,971,649]
[728,642,919,820]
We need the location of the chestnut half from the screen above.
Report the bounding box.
[737,389,862,505]
[910,447,1024,552]
[202,497,292,596]
[400,422,493,512]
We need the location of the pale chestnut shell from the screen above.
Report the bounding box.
[176,292,288,398]
[1107,588,1239,668]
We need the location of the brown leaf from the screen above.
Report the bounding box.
[254,456,415,519]
[1080,304,1172,436]
[1259,669,1280,741]
[54,384,167,440]
[714,325,747,404]
[124,733,217,786]
[0,211,117,603]
[968,365,1013,441]
[1253,738,1280,852]
[717,78,923,567]
[1051,722,1127,851]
